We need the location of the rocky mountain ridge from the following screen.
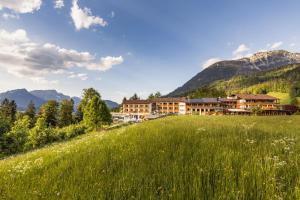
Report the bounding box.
[168,50,300,97]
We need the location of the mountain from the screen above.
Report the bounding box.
[186,64,300,105]
[0,89,45,111]
[168,50,300,97]
[0,89,119,110]
[30,90,70,102]
[30,90,119,109]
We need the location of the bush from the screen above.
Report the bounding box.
[55,124,86,140]
[26,117,56,149]
[5,116,31,153]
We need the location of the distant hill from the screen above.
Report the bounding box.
[168,50,300,97]
[104,100,119,109]
[0,89,45,111]
[30,90,119,109]
[30,90,70,102]
[0,89,119,110]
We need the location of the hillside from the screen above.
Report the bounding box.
[169,50,300,97]
[186,64,300,105]
[1,116,300,199]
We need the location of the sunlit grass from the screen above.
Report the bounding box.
[1,116,300,199]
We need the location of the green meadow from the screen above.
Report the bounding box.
[1,116,300,199]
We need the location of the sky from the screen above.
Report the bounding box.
[0,0,300,103]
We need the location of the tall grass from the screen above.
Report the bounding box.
[0,116,300,199]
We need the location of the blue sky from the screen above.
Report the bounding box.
[0,0,300,102]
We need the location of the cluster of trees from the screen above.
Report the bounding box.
[122,92,162,103]
[148,92,162,100]
[187,86,226,99]
[290,83,300,105]
[0,88,112,157]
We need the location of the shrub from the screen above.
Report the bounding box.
[26,117,56,149]
[55,124,87,140]
[5,116,31,153]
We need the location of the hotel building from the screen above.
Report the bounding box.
[121,94,294,118]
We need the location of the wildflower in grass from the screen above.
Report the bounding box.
[242,123,256,131]
[275,161,287,168]
[196,127,206,132]
[284,146,290,152]
[245,139,256,144]
[34,157,44,167]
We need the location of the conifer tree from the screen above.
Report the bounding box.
[39,100,59,127]
[83,96,102,130]
[0,98,17,124]
[76,88,101,122]
[25,100,36,127]
[58,99,74,127]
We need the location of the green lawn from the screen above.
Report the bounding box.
[1,116,300,199]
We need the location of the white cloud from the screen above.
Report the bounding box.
[232,44,250,59]
[0,0,42,13]
[2,12,19,19]
[68,72,88,80]
[54,0,64,9]
[270,41,283,49]
[30,77,59,85]
[202,58,222,69]
[0,29,124,81]
[290,43,296,47]
[86,56,124,71]
[71,0,107,30]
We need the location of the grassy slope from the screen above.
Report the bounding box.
[1,116,300,199]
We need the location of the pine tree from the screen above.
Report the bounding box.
[129,93,139,100]
[0,98,17,124]
[83,96,102,131]
[39,100,59,127]
[99,100,113,125]
[9,100,17,123]
[25,100,36,127]
[154,91,162,98]
[148,93,155,99]
[58,99,74,127]
[76,88,101,122]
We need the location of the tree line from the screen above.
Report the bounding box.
[0,88,112,158]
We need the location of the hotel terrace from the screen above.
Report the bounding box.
[121,94,297,119]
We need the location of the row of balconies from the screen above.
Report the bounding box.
[124,109,149,113]
[125,104,149,108]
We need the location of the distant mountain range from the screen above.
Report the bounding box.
[0,89,119,111]
[168,50,300,97]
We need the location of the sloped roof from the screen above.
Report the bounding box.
[235,94,278,100]
[188,98,219,103]
[153,97,187,103]
[123,100,152,104]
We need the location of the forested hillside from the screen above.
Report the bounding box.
[187,64,300,105]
